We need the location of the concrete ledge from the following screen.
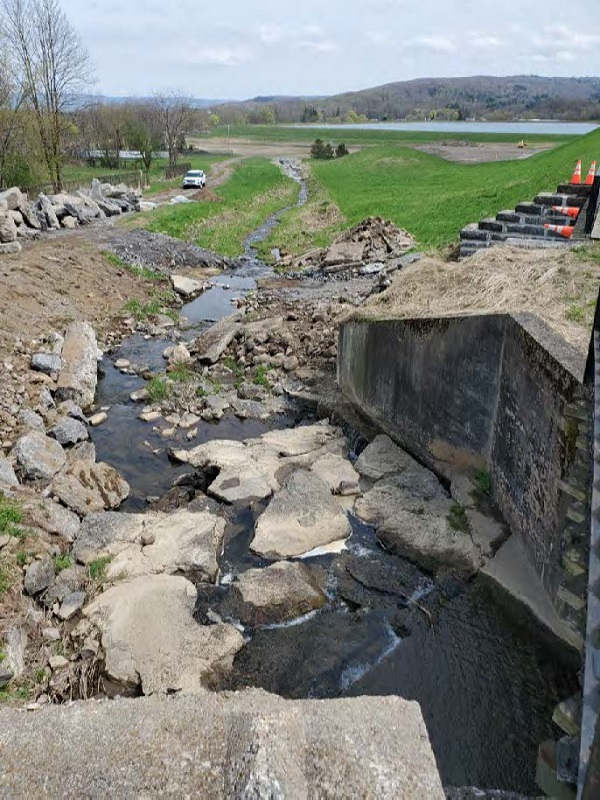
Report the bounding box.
[0,689,445,798]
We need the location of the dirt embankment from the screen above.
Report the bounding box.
[353,245,600,355]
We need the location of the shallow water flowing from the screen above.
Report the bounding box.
[90,159,576,794]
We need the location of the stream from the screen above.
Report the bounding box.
[90,160,577,794]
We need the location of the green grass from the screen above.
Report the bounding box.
[168,365,196,383]
[0,494,25,540]
[147,376,171,403]
[448,503,469,533]
[474,470,492,495]
[296,126,600,249]
[102,251,164,282]
[53,554,72,572]
[252,365,271,388]
[202,124,575,147]
[143,158,300,257]
[88,556,112,581]
[123,289,178,321]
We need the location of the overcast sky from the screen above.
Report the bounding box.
[62,0,600,99]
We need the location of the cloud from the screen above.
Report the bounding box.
[295,38,338,53]
[186,46,253,67]
[468,33,503,48]
[409,35,456,53]
[258,24,283,45]
[366,30,391,45]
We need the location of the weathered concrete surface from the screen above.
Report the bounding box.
[252,470,351,559]
[56,321,98,409]
[338,312,589,611]
[194,314,241,364]
[83,574,244,695]
[0,691,444,798]
[481,534,582,651]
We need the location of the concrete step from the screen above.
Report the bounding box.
[534,193,586,208]
[459,223,488,242]
[505,222,547,237]
[478,218,504,233]
[557,183,593,196]
[516,202,544,215]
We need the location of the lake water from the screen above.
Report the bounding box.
[293,121,598,135]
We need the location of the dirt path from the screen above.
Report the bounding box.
[413,141,554,163]
[147,157,242,205]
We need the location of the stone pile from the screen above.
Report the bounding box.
[281,216,415,274]
[0,179,141,254]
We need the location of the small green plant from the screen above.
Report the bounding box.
[123,298,161,320]
[34,668,47,683]
[253,365,271,388]
[88,556,112,581]
[53,554,72,572]
[147,376,171,403]
[15,552,27,567]
[566,303,585,322]
[222,356,244,377]
[474,469,492,495]
[0,651,5,662]
[195,386,207,398]
[169,365,195,383]
[208,379,222,394]
[102,251,163,281]
[0,494,25,539]
[447,503,469,533]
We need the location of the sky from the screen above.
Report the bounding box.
[62,0,600,99]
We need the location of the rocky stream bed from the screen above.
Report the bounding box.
[0,162,580,797]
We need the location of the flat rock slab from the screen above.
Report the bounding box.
[195,314,241,364]
[73,510,224,583]
[13,432,66,481]
[171,274,206,297]
[355,469,483,576]
[56,321,98,410]
[0,690,444,799]
[83,574,244,695]
[19,495,80,542]
[355,434,419,481]
[252,470,351,559]
[49,417,89,446]
[51,459,129,516]
[229,561,328,626]
[255,422,339,457]
[311,452,360,495]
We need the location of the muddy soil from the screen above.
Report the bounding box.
[414,140,553,163]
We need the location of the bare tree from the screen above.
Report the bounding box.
[154,93,192,167]
[125,103,162,172]
[1,0,93,190]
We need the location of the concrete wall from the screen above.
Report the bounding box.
[338,311,592,618]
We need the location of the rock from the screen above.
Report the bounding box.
[355,470,483,576]
[49,416,89,446]
[88,412,107,426]
[66,441,96,464]
[0,665,13,689]
[4,627,26,679]
[48,655,69,670]
[139,410,161,422]
[60,215,77,229]
[178,412,200,429]
[0,457,18,487]
[24,557,55,596]
[0,212,17,243]
[130,388,148,402]
[13,432,66,480]
[44,566,86,606]
[311,452,360,495]
[73,510,224,582]
[0,186,25,211]
[322,240,365,266]
[256,423,340,457]
[0,240,22,254]
[171,275,205,298]
[0,691,444,798]
[51,460,129,516]
[31,353,61,375]
[195,314,241,364]
[20,496,80,542]
[355,435,418,481]
[83,574,245,695]
[17,408,45,432]
[229,561,327,626]
[168,343,191,366]
[56,322,98,410]
[57,591,86,620]
[252,470,351,559]
[42,627,60,641]
[282,355,299,372]
[38,193,60,229]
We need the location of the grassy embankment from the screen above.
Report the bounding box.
[61,154,228,197]
[142,157,299,257]
[257,126,600,257]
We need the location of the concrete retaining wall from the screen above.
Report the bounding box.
[338,311,592,618]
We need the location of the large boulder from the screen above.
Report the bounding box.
[20,496,80,542]
[171,274,206,298]
[37,193,60,230]
[228,561,327,626]
[0,457,18,487]
[355,434,418,481]
[251,470,351,559]
[256,423,340,457]
[49,416,89,446]
[51,460,129,516]
[56,322,98,409]
[311,452,361,495]
[83,574,245,695]
[13,432,66,481]
[355,468,484,576]
[24,557,55,596]
[73,510,224,582]
[0,187,25,212]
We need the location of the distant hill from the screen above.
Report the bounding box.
[213,76,600,123]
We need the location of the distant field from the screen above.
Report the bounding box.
[204,124,575,147]
[262,126,600,254]
[141,157,299,256]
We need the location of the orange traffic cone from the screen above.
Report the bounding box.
[571,160,582,184]
[551,205,580,219]
[544,223,574,238]
[585,160,597,185]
